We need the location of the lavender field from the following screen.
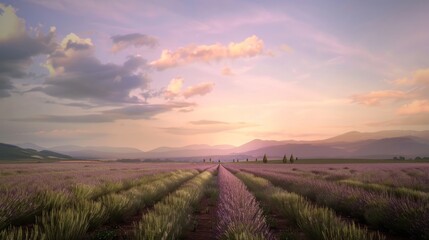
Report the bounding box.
[0,161,428,240]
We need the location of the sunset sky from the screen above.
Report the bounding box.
[1,1,429,150]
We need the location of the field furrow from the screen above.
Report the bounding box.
[183,169,219,240]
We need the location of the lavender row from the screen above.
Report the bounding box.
[0,162,210,193]
[216,165,273,239]
[0,163,211,231]
[234,170,385,240]
[227,163,429,192]
[229,165,429,239]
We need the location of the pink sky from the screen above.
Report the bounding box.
[0,1,429,150]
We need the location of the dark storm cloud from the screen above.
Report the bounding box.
[32,34,150,104]
[0,4,57,98]
[111,33,158,52]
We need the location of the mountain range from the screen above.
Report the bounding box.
[7,130,429,161]
[0,143,72,161]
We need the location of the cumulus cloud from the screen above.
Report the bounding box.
[397,100,429,115]
[163,78,214,100]
[183,82,215,98]
[351,90,408,106]
[0,3,56,97]
[164,77,183,100]
[150,35,264,70]
[18,102,195,123]
[32,33,149,104]
[111,33,158,52]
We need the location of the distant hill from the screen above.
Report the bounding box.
[239,137,429,159]
[15,142,46,151]
[352,137,429,158]
[50,145,143,153]
[149,144,234,153]
[323,130,429,143]
[11,129,429,160]
[232,139,291,153]
[0,143,72,161]
[241,143,349,158]
[46,145,144,159]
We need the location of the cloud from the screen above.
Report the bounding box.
[160,123,250,135]
[32,128,99,138]
[397,100,429,115]
[185,10,286,35]
[103,102,195,119]
[189,120,229,125]
[44,100,97,109]
[150,35,265,70]
[367,113,429,127]
[164,77,183,100]
[182,82,215,98]
[111,33,158,52]
[280,44,292,53]
[393,68,429,86]
[17,102,196,123]
[0,3,56,97]
[162,120,252,135]
[221,67,234,76]
[32,33,149,104]
[351,90,408,106]
[352,68,429,124]
[163,78,214,99]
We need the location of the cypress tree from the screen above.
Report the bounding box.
[282,155,287,163]
[263,154,268,163]
[290,154,294,163]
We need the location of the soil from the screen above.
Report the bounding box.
[182,192,218,240]
[263,204,308,240]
